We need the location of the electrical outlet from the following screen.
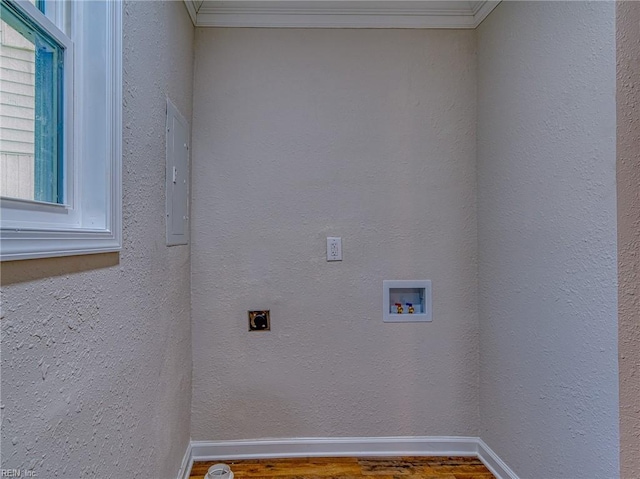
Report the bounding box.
[248,310,270,331]
[327,237,342,261]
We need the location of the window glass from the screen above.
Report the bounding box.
[0,0,64,204]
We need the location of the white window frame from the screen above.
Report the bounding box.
[0,0,122,261]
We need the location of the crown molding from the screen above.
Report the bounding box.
[184,0,198,25]
[471,0,500,26]
[184,1,500,29]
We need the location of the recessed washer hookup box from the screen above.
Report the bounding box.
[383,280,432,322]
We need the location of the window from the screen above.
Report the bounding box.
[0,0,122,261]
[1,0,64,204]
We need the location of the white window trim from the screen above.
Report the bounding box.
[0,0,122,261]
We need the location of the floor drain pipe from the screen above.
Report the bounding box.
[205,463,234,479]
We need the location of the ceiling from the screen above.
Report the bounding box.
[184,1,500,28]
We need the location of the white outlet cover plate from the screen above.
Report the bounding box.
[327,237,342,261]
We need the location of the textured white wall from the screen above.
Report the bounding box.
[0,2,194,478]
[191,28,478,440]
[617,2,640,478]
[477,2,618,478]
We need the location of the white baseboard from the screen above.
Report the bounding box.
[179,436,518,479]
[177,438,193,479]
[190,436,478,461]
[477,438,520,479]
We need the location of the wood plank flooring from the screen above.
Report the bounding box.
[189,456,495,479]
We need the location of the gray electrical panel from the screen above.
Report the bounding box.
[166,99,190,246]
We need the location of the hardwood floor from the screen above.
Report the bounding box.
[189,456,495,479]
